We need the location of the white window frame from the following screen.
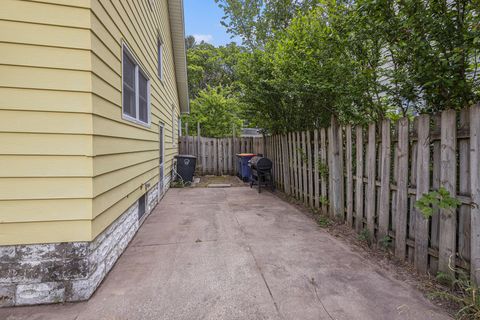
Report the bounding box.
[178,117,182,137]
[172,105,176,147]
[121,42,151,127]
[157,37,164,82]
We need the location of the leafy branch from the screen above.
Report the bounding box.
[415,187,461,219]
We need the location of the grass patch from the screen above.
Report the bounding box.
[430,266,480,320]
[314,214,332,228]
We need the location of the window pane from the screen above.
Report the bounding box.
[123,52,135,88]
[139,72,148,100]
[123,51,136,118]
[123,86,136,118]
[139,72,149,123]
[139,98,148,123]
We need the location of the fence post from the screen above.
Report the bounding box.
[395,118,409,260]
[438,110,457,275]
[282,135,290,194]
[314,129,320,209]
[301,132,307,205]
[296,132,302,200]
[355,126,364,232]
[415,114,430,273]
[378,119,391,242]
[320,128,328,214]
[307,131,313,208]
[197,122,201,164]
[458,109,471,273]
[470,104,480,285]
[430,115,442,273]
[345,125,353,227]
[366,123,376,235]
[289,133,296,197]
[329,118,344,219]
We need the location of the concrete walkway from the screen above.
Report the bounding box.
[1,187,451,320]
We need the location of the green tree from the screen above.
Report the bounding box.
[221,0,480,133]
[182,86,244,138]
[214,0,321,48]
[236,2,385,133]
[187,40,246,99]
[357,0,480,113]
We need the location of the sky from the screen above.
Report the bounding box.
[184,0,241,47]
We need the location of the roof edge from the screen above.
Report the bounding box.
[168,0,189,114]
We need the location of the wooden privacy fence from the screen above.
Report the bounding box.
[261,105,480,284]
[178,136,265,175]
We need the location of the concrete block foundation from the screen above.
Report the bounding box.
[0,185,162,307]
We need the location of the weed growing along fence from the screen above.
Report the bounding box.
[178,105,480,285]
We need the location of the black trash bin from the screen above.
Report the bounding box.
[175,155,197,182]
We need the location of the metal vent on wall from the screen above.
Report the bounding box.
[138,194,146,220]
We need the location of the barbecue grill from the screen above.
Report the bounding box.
[248,156,274,193]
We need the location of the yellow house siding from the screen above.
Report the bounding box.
[0,0,91,28]
[0,220,91,246]
[0,0,184,245]
[89,0,181,238]
[27,0,91,9]
[0,20,91,50]
[0,65,92,92]
[0,88,92,113]
[0,110,92,134]
[0,199,92,223]
[0,1,94,245]
[0,155,91,178]
[0,133,93,156]
[0,42,91,71]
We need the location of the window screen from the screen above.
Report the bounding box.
[122,44,150,126]
[139,71,149,123]
[123,52,136,118]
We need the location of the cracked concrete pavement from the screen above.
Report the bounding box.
[0,187,451,320]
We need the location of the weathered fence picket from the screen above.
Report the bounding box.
[470,105,480,285]
[366,123,376,235]
[355,126,364,233]
[438,110,456,275]
[430,116,441,273]
[395,118,409,260]
[415,115,430,273]
[290,133,296,197]
[320,128,328,214]
[296,132,302,200]
[378,120,391,242]
[307,131,313,208]
[458,109,471,267]
[345,125,353,227]
[314,129,320,209]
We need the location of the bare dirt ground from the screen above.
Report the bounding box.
[193,175,249,188]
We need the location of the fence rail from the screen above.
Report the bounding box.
[178,105,480,284]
